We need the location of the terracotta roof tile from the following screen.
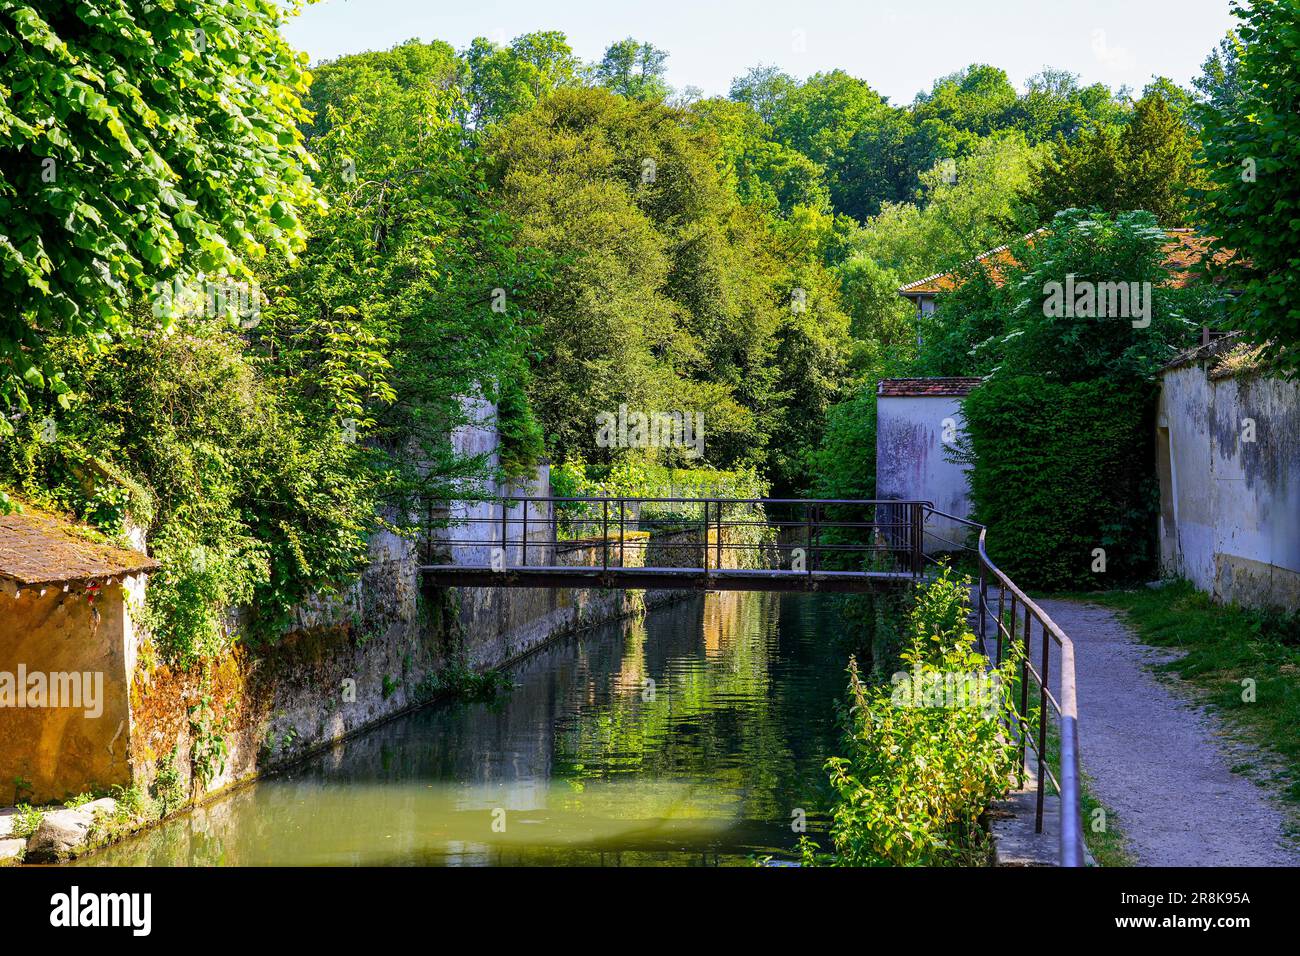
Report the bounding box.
[0,508,158,588]
[898,229,1236,297]
[877,377,983,398]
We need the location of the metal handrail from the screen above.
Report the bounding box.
[924,506,1084,867]
[430,495,936,576]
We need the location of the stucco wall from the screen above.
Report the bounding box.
[1158,363,1300,609]
[875,394,975,552]
[0,582,135,803]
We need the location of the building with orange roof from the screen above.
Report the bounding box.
[897,228,1235,320]
[1,505,158,804]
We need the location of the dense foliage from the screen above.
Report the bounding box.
[263,42,543,501]
[962,375,1158,589]
[1028,91,1205,227]
[942,211,1197,588]
[488,86,851,490]
[1198,0,1300,373]
[0,327,375,662]
[0,0,319,429]
[808,569,1019,866]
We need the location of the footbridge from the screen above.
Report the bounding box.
[420,496,934,593]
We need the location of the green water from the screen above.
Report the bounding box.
[82,591,854,866]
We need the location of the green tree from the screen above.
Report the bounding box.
[1011,69,1126,141]
[1193,32,1245,113]
[271,42,543,499]
[690,97,830,217]
[837,105,922,219]
[463,31,580,128]
[488,87,850,489]
[1028,125,1124,221]
[769,70,891,217]
[728,64,798,124]
[1197,0,1300,371]
[0,0,319,431]
[304,39,461,134]
[1119,92,1204,225]
[851,135,1039,282]
[912,64,1019,138]
[594,38,670,101]
[1027,91,1202,225]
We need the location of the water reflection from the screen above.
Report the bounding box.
[82,591,849,866]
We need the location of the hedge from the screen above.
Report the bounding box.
[962,374,1158,590]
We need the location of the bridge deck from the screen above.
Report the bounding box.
[420,564,920,593]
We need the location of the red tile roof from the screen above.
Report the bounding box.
[877,377,983,398]
[898,229,1235,298]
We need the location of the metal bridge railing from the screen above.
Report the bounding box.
[427,495,934,577]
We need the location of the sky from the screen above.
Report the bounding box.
[282,0,1238,104]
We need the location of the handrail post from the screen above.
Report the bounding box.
[522,499,528,567]
[978,560,988,656]
[702,499,709,571]
[501,496,509,570]
[602,499,609,571]
[804,502,813,575]
[618,497,625,568]
[911,502,922,576]
[716,498,723,570]
[1019,603,1031,788]
[1036,621,1050,833]
[996,582,1005,666]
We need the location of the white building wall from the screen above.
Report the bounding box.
[875,394,975,553]
[1158,361,1300,609]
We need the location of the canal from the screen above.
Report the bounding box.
[81,590,855,866]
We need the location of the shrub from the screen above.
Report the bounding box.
[961,373,1157,589]
[12,804,44,838]
[818,568,1019,866]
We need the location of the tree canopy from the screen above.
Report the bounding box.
[0,0,320,429]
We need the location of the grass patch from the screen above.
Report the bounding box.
[1080,776,1135,866]
[1077,580,1300,805]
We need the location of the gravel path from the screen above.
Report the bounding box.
[1034,598,1299,866]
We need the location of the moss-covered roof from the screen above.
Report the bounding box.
[0,507,158,588]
